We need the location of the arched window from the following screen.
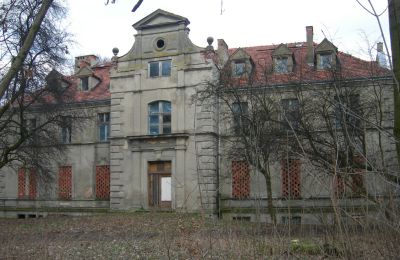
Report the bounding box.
[148,101,171,135]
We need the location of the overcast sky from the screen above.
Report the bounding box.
[65,0,389,61]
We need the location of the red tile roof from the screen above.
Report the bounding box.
[65,64,111,103]
[228,42,390,85]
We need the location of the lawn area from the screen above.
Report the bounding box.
[0,212,397,259]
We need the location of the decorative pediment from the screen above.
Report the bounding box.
[75,67,95,78]
[315,38,337,53]
[272,44,292,57]
[45,69,69,90]
[133,9,189,30]
[230,48,252,61]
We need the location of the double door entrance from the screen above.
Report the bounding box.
[148,161,172,208]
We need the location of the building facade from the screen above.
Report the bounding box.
[0,9,397,223]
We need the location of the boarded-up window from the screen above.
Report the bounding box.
[281,159,301,199]
[352,168,364,194]
[96,165,110,200]
[334,175,345,197]
[18,168,37,199]
[59,166,72,200]
[232,161,250,199]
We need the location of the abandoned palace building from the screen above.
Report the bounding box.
[0,9,397,223]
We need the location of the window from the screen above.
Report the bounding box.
[98,113,110,142]
[234,62,246,76]
[61,116,72,144]
[96,165,110,200]
[59,166,72,200]
[81,77,89,91]
[17,168,36,199]
[232,102,249,134]
[232,161,250,199]
[22,118,37,144]
[281,99,300,129]
[149,60,171,77]
[281,159,301,199]
[275,57,288,73]
[148,101,171,135]
[319,53,332,69]
[335,95,361,129]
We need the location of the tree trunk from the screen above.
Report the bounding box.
[389,0,400,166]
[264,169,277,225]
[0,0,54,98]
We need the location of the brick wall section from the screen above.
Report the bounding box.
[96,165,110,200]
[59,166,72,200]
[232,161,250,199]
[281,159,301,199]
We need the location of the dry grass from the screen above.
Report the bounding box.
[0,212,398,259]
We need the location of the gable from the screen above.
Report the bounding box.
[230,48,251,61]
[133,9,189,30]
[75,67,94,77]
[272,44,292,57]
[315,38,337,53]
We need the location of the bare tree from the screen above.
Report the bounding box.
[0,0,73,175]
[199,43,397,226]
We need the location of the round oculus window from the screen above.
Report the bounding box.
[155,38,166,50]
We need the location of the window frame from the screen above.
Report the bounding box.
[232,102,249,135]
[148,101,171,135]
[98,112,110,142]
[281,98,300,130]
[60,116,72,144]
[274,57,289,74]
[318,53,333,69]
[334,94,361,130]
[234,61,246,76]
[149,60,172,78]
[80,76,89,91]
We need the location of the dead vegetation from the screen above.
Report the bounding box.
[0,212,398,259]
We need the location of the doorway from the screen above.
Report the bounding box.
[148,161,172,208]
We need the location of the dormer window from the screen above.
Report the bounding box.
[229,48,253,78]
[275,57,289,73]
[315,39,338,70]
[319,53,332,69]
[81,77,89,91]
[272,44,294,74]
[75,67,100,91]
[234,62,246,76]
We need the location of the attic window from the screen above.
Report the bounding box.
[319,53,332,69]
[275,57,289,73]
[234,62,246,76]
[81,77,89,91]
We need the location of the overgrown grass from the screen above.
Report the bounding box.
[0,212,398,259]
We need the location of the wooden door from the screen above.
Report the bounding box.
[148,161,171,208]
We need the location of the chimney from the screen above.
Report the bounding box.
[376,42,387,68]
[217,39,229,65]
[74,55,98,73]
[306,26,314,66]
